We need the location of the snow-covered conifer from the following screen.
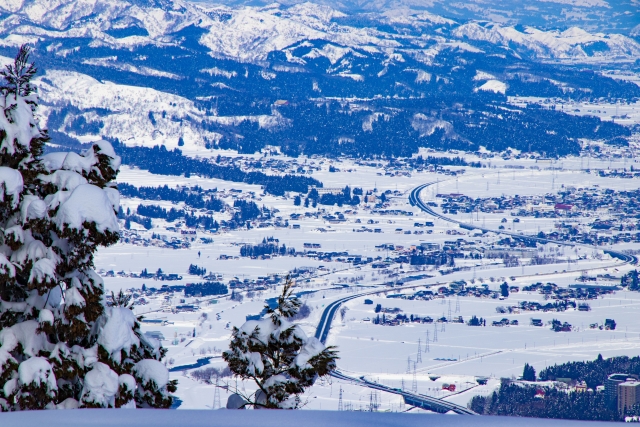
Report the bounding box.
[0,45,176,411]
[223,278,338,408]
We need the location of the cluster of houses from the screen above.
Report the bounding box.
[98,268,183,281]
[522,282,618,300]
[437,185,636,220]
[118,229,194,249]
[369,312,464,326]
[229,153,321,177]
[227,274,282,290]
[428,280,617,305]
[437,185,640,247]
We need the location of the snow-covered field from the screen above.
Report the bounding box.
[71,59,640,409]
[92,157,640,411]
[1,408,624,427]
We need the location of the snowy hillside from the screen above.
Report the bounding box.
[36,70,286,152]
[453,23,640,62]
[1,0,639,64]
[193,0,640,36]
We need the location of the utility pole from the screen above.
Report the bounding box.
[338,387,343,411]
[425,331,430,352]
[417,338,422,363]
[213,377,221,410]
[433,323,438,342]
[412,362,418,393]
[369,391,378,412]
[455,295,460,313]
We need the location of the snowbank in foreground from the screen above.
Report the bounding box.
[0,409,621,427]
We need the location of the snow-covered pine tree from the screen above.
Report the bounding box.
[223,278,338,409]
[0,45,176,411]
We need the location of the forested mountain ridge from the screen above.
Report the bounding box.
[1,0,638,159]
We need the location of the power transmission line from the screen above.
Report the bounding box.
[213,377,221,410]
[412,362,417,393]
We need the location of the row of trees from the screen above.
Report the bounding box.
[469,356,640,420]
[621,270,640,291]
[115,143,322,196]
[240,242,295,258]
[232,200,262,223]
[410,251,451,266]
[136,204,185,222]
[469,381,620,421]
[119,183,225,212]
[538,354,640,390]
[183,282,228,297]
[188,264,207,276]
[467,315,486,326]
[119,206,218,231]
[404,155,482,168]
[318,187,360,207]
[184,213,218,230]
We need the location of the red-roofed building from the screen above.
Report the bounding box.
[554,203,574,211]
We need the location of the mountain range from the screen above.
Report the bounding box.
[192,0,640,36]
[0,0,638,158]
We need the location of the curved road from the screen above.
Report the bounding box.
[313,181,636,415]
[314,285,477,415]
[331,370,477,414]
[409,183,637,264]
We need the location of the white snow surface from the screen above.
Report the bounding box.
[38,308,54,324]
[294,336,326,369]
[39,170,88,192]
[64,286,86,307]
[54,184,119,233]
[28,258,57,286]
[96,306,139,364]
[133,359,169,388]
[21,194,48,222]
[0,407,626,426]
[56,398,79,409]
[81,362,120,407]
[0,166,24,208]
[0,320,51,357]
[473,71,496,81]
[0,92,42,154]
[18,356,57,391]
[476,79,507,94]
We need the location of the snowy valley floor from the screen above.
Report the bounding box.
[92,159,640,412]
[0,408,626,427]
